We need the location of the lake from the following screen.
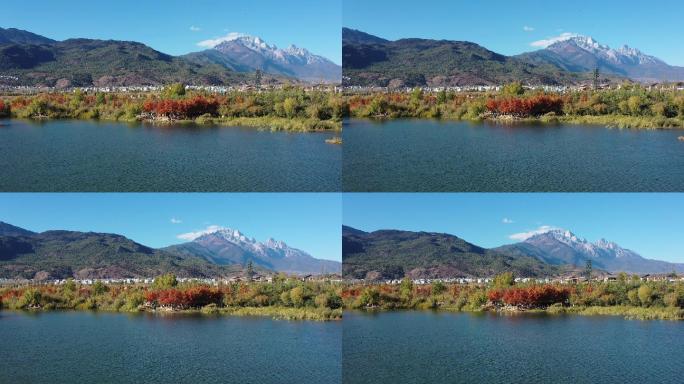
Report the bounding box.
[342,119,684,191]
[343,311,684,384]
[0,311,341,384]
[0,120,341,191]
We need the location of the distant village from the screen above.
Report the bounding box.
[0,274,344,287]
[3,272,682,287]
[0,82,342,95]
[350,272,684,286]
[343,82,684,95]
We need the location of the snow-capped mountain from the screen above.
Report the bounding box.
[518,35,684,82]
[497,228,684,274]
[525,229,643,261]
[184,33,341,83]
[164,227,341,275]
[549,36,662,66]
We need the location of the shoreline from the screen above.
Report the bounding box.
[0,85,344,132]
[0,306,342,321]
[352,305,684,321]
[0,116,341,133]
[350,115,684,130]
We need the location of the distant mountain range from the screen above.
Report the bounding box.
[495,229,684,274]
[0,27,339,87]
[342,28,591,87]
[342,225,559,280]
[343,28,684,87]
[517,35,684,83]
[164,227,341,275]
[0,221,339,280]
[184,34,340,83]
[343,225,683,280]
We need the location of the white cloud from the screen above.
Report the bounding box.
[177,225,225,241]
[189,26,201,32]
[197,32,246,48]
[170,217,182,224]
[509,225,560,241]
[502,218,514,224]
[530,32,579,48]
[523,26,535,32]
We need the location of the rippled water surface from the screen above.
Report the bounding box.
[0,311,341,384]
[343,311,684,384]
[0,120,341,191]
[342,119,684,191]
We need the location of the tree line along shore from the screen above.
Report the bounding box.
[0,84,344,132]
[3,82,684,131]
[4,272,684,321]
[345,82,684,129]
[0,274,343,321]
[342,272,684,321]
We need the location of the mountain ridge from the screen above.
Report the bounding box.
[0,27,337,86]
[344,225,683,279]
[183,33,341,83]
[0,221,338,280]
[517,35,684,82]
[342,27,593,87]
[164,227,341,275]
[496,228,684,274]
[342,225,559,280]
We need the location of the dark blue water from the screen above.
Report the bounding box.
[0,311,341,384]
[0,120,341,191]
[342,119,684,191]
[343,311,684,384]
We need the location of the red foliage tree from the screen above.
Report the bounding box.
[156,289,189,308]
[502,285,569,308]
[486,95,564,117]
[185,286,223,308]
[487,289,505,303]
[143,96,219,119]
[144,291,159,304]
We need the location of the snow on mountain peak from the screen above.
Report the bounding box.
[187,226,299,256]
[525,228,640,260]
[568,35,610,51]
[213,227,256,243]
[548,35,661,65]
[265,237,287,249]
[211,33,329,65]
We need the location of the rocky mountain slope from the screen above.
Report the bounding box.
[342,225,558,280]
[342,27,589,87]
[517,35,684,82]
[165,227,341,275]
[496,229,684,274]
[184,33,341,83]
[0,221,334,280]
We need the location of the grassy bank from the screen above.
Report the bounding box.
[353,304,684,321]
[0,274,344,321]
[219,306,342,321]
[0,84,343,132]
[344,84,684,130]
[557,115,684,129]
[343,274,684,321]
[143,116,340,132]
[547,305,684,320]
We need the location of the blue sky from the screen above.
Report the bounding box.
[0,0,341,64]
[344,0,684,66]
[0,193,341,261]
[343,194,684,263]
